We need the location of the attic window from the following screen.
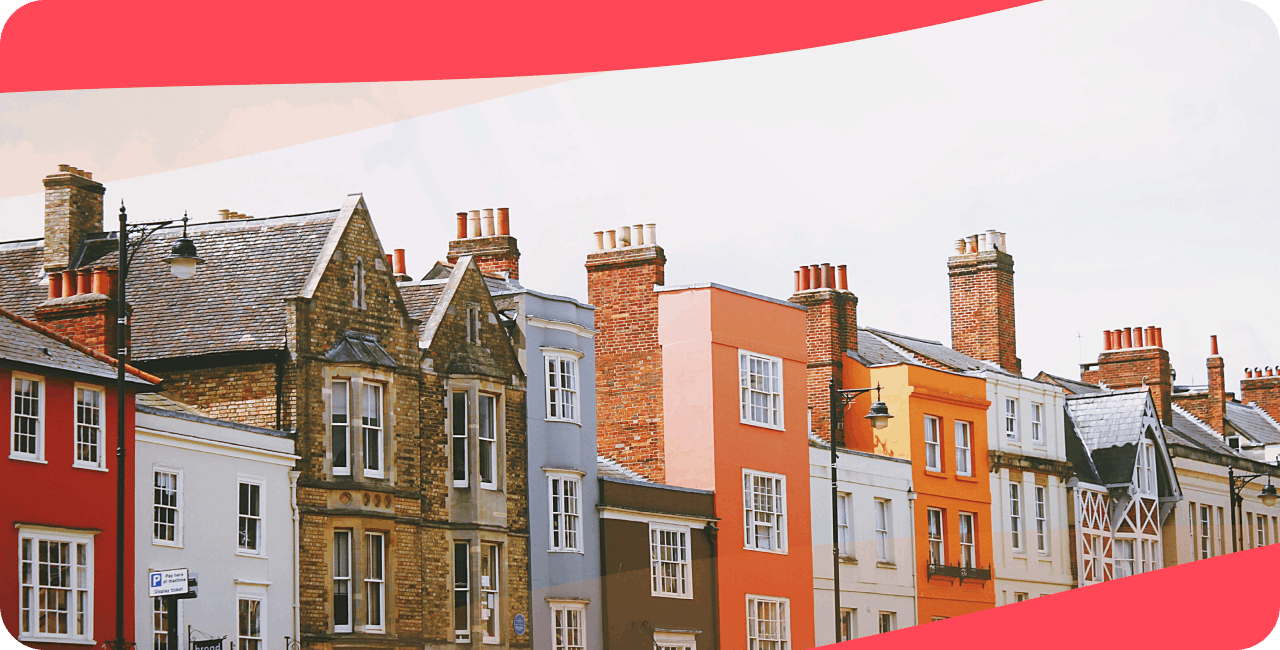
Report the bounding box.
[467,307,480,344]
[353,259,367,310]
[1227,436,1242,449]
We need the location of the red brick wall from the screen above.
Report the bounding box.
[1082,347,1173,425]
[33,296,117,357]
[587,245,667,482]
[1242,375,1280,422]
[948,250,1019,374]
[448,235,520,279]
[789,288,857,446]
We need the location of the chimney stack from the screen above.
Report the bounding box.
[790,261,859,447]
[1171,335,1228,434]
[586,222,667,481]
[35,264,121,357]
[1242,364,1280,423]
[447,207,521,280]
[1082,324,1173,425]
[948,230,1020,374]
[43,165,105,272]
[392,249,411,282]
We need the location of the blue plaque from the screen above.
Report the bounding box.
[514,613,527,636]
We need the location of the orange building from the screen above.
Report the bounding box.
[588,230,815,650]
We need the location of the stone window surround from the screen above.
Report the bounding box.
[454,530,509,644]
[322,365,397,483]
[448,377,508,493]
[326,517,395,636]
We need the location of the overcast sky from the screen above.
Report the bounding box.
[1,0,1277,392]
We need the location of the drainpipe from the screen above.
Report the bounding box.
[289,470,301,644]
[907,485,917,626]
[706,522,720,650]
[276,347,286,431]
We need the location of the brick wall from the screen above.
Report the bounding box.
[948,248,1019,374]
[447,236,520,280]
[42,166,104,271]
[1242,375,1280,422]
[1082,347,1173,425]
[789,287,857,446]
[161,362,280,429]
[33,295,117,357]
[586,245,667,482]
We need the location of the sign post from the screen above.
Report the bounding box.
[148,569,197,650]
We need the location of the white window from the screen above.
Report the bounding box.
[17,527,93,643]
[238,597,263,650]
[739,351,783,428]
[655,631,697,650]
[545,353,579,422]
[452,391,469,487]
[1217,506,1226,555]
[1005,398,1019,441]
[549,473,582,552]
[650,524,692,598]
[479,394,497,488]
[331,380,350,475]
[878,612,896,634]
[238,481,262,554]
[927,508,944,565]
[924,416,941,472]
[362,383,384,478]
[839,608,856,642]
[1031,403,1044,444]
[1014,592,1029,603]
[1034,485,1049,554]
[550,601,585,650]
[467,307,481,344]
[366,533,385,631]
[481,543,500,643]
[874,499,891,562]
[1115,539,1135,578]
[74,386,104,469]
[1258,515,1268,548]
[746,595,789,650]
[1135,439,1156,494]
[153,596,172,650]
[1009,483,1023,552]
[11,374,43,461]
[1086,534,1101,582]
[1140,539,1150,573]
[836,493,852,557]
[1199,505,1212,560]
[334,531,352,632]
[743,470,786,552]
[454,542,470,642]
[153,469,181,545]
[954,421,971,476]
[959,512,976,568]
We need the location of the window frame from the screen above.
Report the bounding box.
[467,306,481,344]
[550,600,586,650]
[1005,397,1019,442]
[958,512,976,568]
[544,351,581,424]
[73,384,106,470]
[361,381,385,479]
[954,420,972,477]
[746,594,790,650]
[481,542,500,643]
[924,415,942,472]
[331,379,351,475]
[237,595,264,650]
[838,608,856,642]
[452,390,469,488]
[365,532,386,633]
[926,508,945,566]
[1009,482,1023,552]
[1114,538,1135,578]
[878,611,896,635]
[655,631,697,650]
[16,525,95,644]
[1030,402,1044,444]
[152,466,183,547]
[1198,504,1211,560]
[548,472,583,553]
[836,492,853,558]
[10,372,45,462]
[874,498,892,562]
[650,522,693,599]
[333,530,353,633]
[1034,484,1049,555]
[153,595,173,650]
[739,350,784,430]
[743,469,788,554]
[237,478,265,557]
[478,393,498,490]
[454,541,471,643]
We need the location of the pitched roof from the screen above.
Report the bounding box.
[1065,389,1156,486]
[0,307,157,386]
[0,211,340,362]
[1168,404,1239,455]
[1226,401,1280,445]
[866,328,990,373]
[597,455,647,481]
[325,331,397,368]
[1035,371,1104,395]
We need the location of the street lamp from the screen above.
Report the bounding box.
[1227,465,1277,553]
[828,379,892,642]
[107,205,201,650]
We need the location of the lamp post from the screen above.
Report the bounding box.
[828,378,892,642]
[1227,465,1278,553]
[107,204,202,650]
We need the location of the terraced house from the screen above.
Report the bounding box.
[0,166,530,650]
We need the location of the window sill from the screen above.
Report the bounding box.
[650,591,694,600]
[19,636,95,645]
[9,454,46,464]
[955,474,979,483]
[743,546,788,555]
[452,482,469,489]
[236,550,268,559]
[545,417,582,426]
[739,419,786,432]
[548,548,585,554]
[876,561,897,569]
[152,540,183,549]
[73,463,108,472]
[923,469,947,478]
[480,483,500,491]
[838,555,857,565]
[333,470,352,477]
[363,472,386,480]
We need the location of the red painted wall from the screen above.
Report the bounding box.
[0,367,135,648]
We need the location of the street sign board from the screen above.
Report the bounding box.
[148,568,189,597]
[192,639,223,650]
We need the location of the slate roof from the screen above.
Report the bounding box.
[854,329,917,367]
[867,328,990,373]
[1035,371,1104,395]
[1063,411,1103,485]
[325,331,397,368]
[1226,401,1280,445]
[1064,389,1154,486]
[0,307,156,386]
[399,282,447,324]
[597,455,647,482]
[0,211,339,362]
[1168,404,1238,455]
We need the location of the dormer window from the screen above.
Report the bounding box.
[1227,436,1242,450]
[1135,439,1157,494]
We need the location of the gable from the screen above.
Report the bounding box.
[420,256,522,381]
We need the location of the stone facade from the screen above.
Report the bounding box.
[947,233,1019,375]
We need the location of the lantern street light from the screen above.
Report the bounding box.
[828,379,893,642]
[1227,465,1278,554]
[107,206,201,650]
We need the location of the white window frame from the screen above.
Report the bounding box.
[924,416,942,472]
[1005,398,1019,442]
[548,472,583,553]
[237,477,265,557]
[655,631,697,650]
[838,608,856,642]
[874,499,892,562]
[878,611,896,634]
[1115,539,1135,578]
[331,379,351,476]
[480,542,500,643]
[1258,514,1268,548]
[16,525,94,644]
[73,384,106,470]
[237,591,265,650]
[1014,592,1029,603]
[452,390,469,488]
[361,382,385,479]
[746,594,790,650]
[650,523,693,599]
[1034,485,1049,555]
[836,492,853,557]
[550,600,585,650]
[365,532,386,633]
[152,466,183,547]
[153,595,173,650]
[1031,402,1044,444]
[544,351,580,423]
[1135,440,1155,494]
[926,508,945,565]
[333,530,353,633]
[10,372,44,462]
[455,541,471,643]
[478,393,498,490]
[954,420,971,477]
[743,469,787,553]
[1009,482,1023,552]
[739,350,784,430]
[959,512,976,568]
[1199,504,1212,560]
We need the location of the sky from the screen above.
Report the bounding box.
[1,0,1278,392]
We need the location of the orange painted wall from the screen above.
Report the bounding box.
[660,286,815,650]
[843,360,996,622]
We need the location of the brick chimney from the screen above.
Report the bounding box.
[948,230,1019,374]
[1172,336,1227,434]
[34,266,120,357]
[43,165,105,272]
[1242,366,1280,422]
[447,207,520,279]
[789,262,858,447]
[1081,325,1173,425]
[586,224,666,482]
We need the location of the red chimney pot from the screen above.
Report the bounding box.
[456,212,468,239]
[837,264,848,291]
[1211,335,1219,356]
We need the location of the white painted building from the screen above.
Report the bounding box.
[134,395,299,650]
[809,436,917,644]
